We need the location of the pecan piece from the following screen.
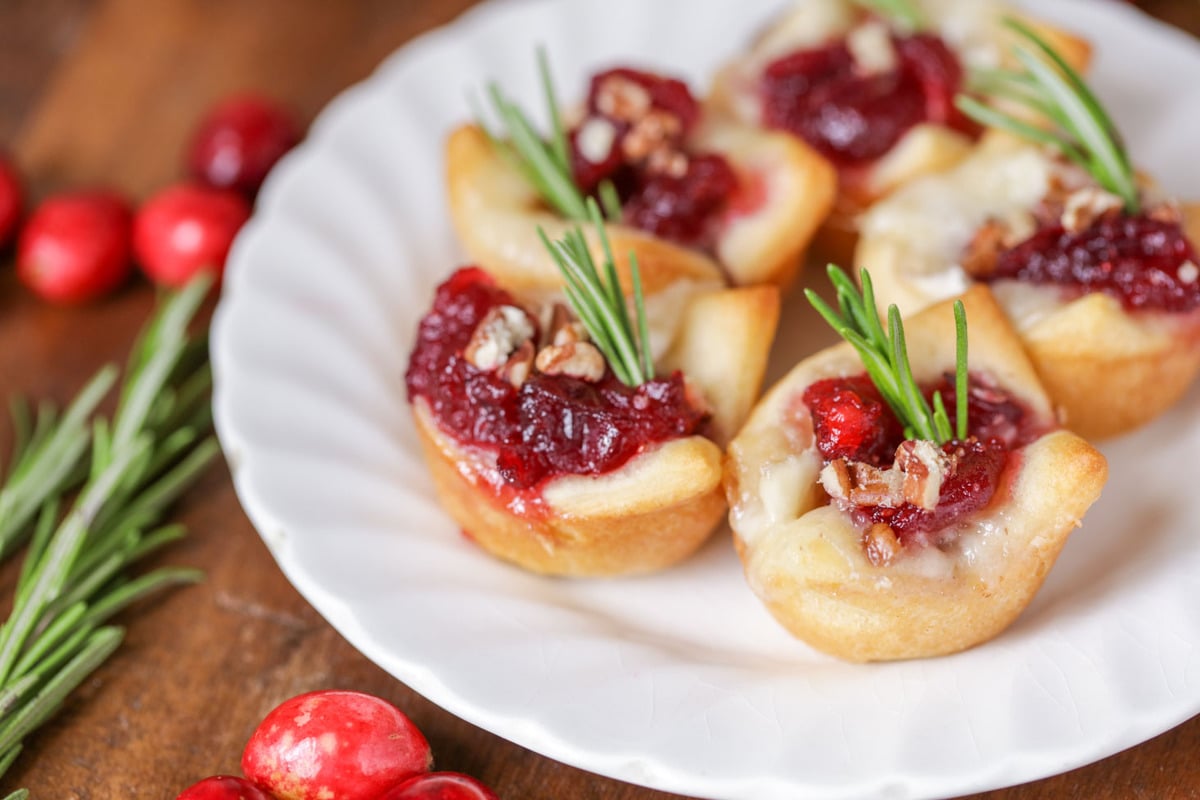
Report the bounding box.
[464,305,535,371]
[535,341,606,382]
[863,523,902,567]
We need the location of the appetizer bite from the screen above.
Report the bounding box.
[709,0,1089,262]
[447,53,836,290]
[858,22,1200,438]
[724,268,1106,661]
[407,209,778,577]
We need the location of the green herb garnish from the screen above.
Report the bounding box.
[956,18,1139,213]
[0,273,217,783]
[538,200,653,387]
[806,265,968,444]
[481,49,621,223]
[851,0,924,32]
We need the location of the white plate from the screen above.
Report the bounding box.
[211,2,1200,798]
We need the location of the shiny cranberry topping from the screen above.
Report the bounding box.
[989,212,1200,312]
[622,154,739,246]
[567,68,738,251]
[802,376,902,466]
[803,374,1042,541]
[855,438,1009,543]
[405,268,709,490]
[760,32,972,168]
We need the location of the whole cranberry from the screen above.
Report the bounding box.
[241,690,433,800]
[17,190,133,303]
[133,182,250,287]
[188,93,301,198]
[0,154,22,249]
[378,772,501,800]
[176,775,275,800]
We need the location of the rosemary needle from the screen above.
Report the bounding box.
[0,272,218,783]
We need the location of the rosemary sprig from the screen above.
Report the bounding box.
[538,200,654,387]
[852,0,924,31]
[805,265,968,444]
[0,367,116,563]
[955,18,1140,213]
[479,50,621,223]
[0,273,218,783]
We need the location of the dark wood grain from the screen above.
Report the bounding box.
[0,2,1197,799]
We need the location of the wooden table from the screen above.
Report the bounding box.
[2,1,1199,798]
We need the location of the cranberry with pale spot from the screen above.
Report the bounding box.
[175,775,275,800]
[133,182,250,287]
[17,189,133,303]
[241,689,432,800]
[379,771,501,800]
[187,93,301,199]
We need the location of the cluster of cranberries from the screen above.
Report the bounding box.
[0,93,300,302]
[177,690,499,800]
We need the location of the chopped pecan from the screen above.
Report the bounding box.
[497,340,535,388]
[961,219,1008,279]
[622,110,683,164]
[1148,201,1183,225]
[541,302,589,348]
[464,305,535,371]
[595,75,652,122]
[894,440,952,511]
[819,459,903,507]
[863,523,901,567]
[535,341,606,382]
[1060,186,1123,233]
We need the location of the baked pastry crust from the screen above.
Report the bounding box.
[446,119,835,291]
[413,274,779,577]
[724,286,1107,661]
[708,0,1090,265]
[857,136,1200,439]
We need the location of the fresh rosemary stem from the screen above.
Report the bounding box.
[539,200,654,387]
[956,18,1140,213]
[479,50,621,224]
[0,272,218,784]
[806,265,969,445]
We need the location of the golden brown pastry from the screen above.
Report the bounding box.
[857,133,1200,439]
[407,259,778,577]
[708,0,1090,264]
[724,286,1106,661]
[447,65,835,291]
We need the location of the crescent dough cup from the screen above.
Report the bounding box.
[724,286,1107,661]
[857,135,1200,439]
[446,121,835,291]
[414,276,780,577]
[707,0,1090,265]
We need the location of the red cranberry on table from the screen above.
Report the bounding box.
[175,775,275,800]
[187,93,301,198]
[17,189,133,303]
[0,154,23,249]
[378,771,501,800]
[133,182,250,287]
[241,689,433,800]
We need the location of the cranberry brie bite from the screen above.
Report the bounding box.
[406,220,778,577]
[859,24,1200,438]
[447,57,835,291]
[709,0,1088,263]
[725,273,1106,661]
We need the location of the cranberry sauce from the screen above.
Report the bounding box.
[801,374,1042,541]
[405,268,709,491]
[988,212,1200,312]
[760,31,973,169]
[567,68,739,250]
